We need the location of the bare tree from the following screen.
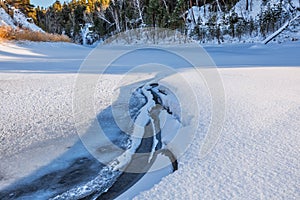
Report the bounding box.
[216,0,222,12]
[189,0,196,24]
[134,0,144,26]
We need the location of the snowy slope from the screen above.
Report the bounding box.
[0,41,299,199]
[232,0,299,20]
[0,7,43,32]
[186,0,300,43]
[13,9,43,32]
[0,8,16,28]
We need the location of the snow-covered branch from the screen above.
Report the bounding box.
[263,14,300,44]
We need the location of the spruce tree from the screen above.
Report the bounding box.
[170,0,186,30]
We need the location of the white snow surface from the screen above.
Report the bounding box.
[0,41,299,199]
[136,67,300,199]
[116,154,174,200]
[13,9,44,32]
[0,8,16,28]
[0,7,43,32]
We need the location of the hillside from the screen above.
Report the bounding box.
[0,6,42,32]
[34,0,300,44]
[0,5,70,42]
[186,0,300,43]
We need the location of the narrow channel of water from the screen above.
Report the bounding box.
[0,83,179,200]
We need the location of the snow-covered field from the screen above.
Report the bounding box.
[137,67,300,199]
[0,41,299,199]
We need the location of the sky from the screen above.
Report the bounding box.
[31,0,70,8]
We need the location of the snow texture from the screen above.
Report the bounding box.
[263,15,300,44]
[0,41,299,199]
[0,7,43,32]
[186,0,300,44]
[111,86,156,170]
[13,9,44,32]
[0,8,16,28]
[135,67,300,200]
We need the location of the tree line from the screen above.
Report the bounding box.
[1,0,299,44]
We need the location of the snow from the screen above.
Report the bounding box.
[186,0,300,44]
[0,7,43,32]
[232,0,299,21]
[0,41,92,190]
[263,15,300,44]
[204,41,300,67]
[0,41,299,199]
[13,9,44,32]
[233,0,262,20]
[135,67,300,199]
[104,28,193,46]
[0,41,91,72]
[159,110,181,149]
[0,8,16,28]
[111,85,156,170]
[115,154,174,200]
[233,0,299,26]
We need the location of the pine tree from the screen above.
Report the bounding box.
[147,0,159,27]
[61,2,72,36]
[35,6,46,30]
[146,0,170,28]
[229,9,238,38]
[170,0,186,30]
